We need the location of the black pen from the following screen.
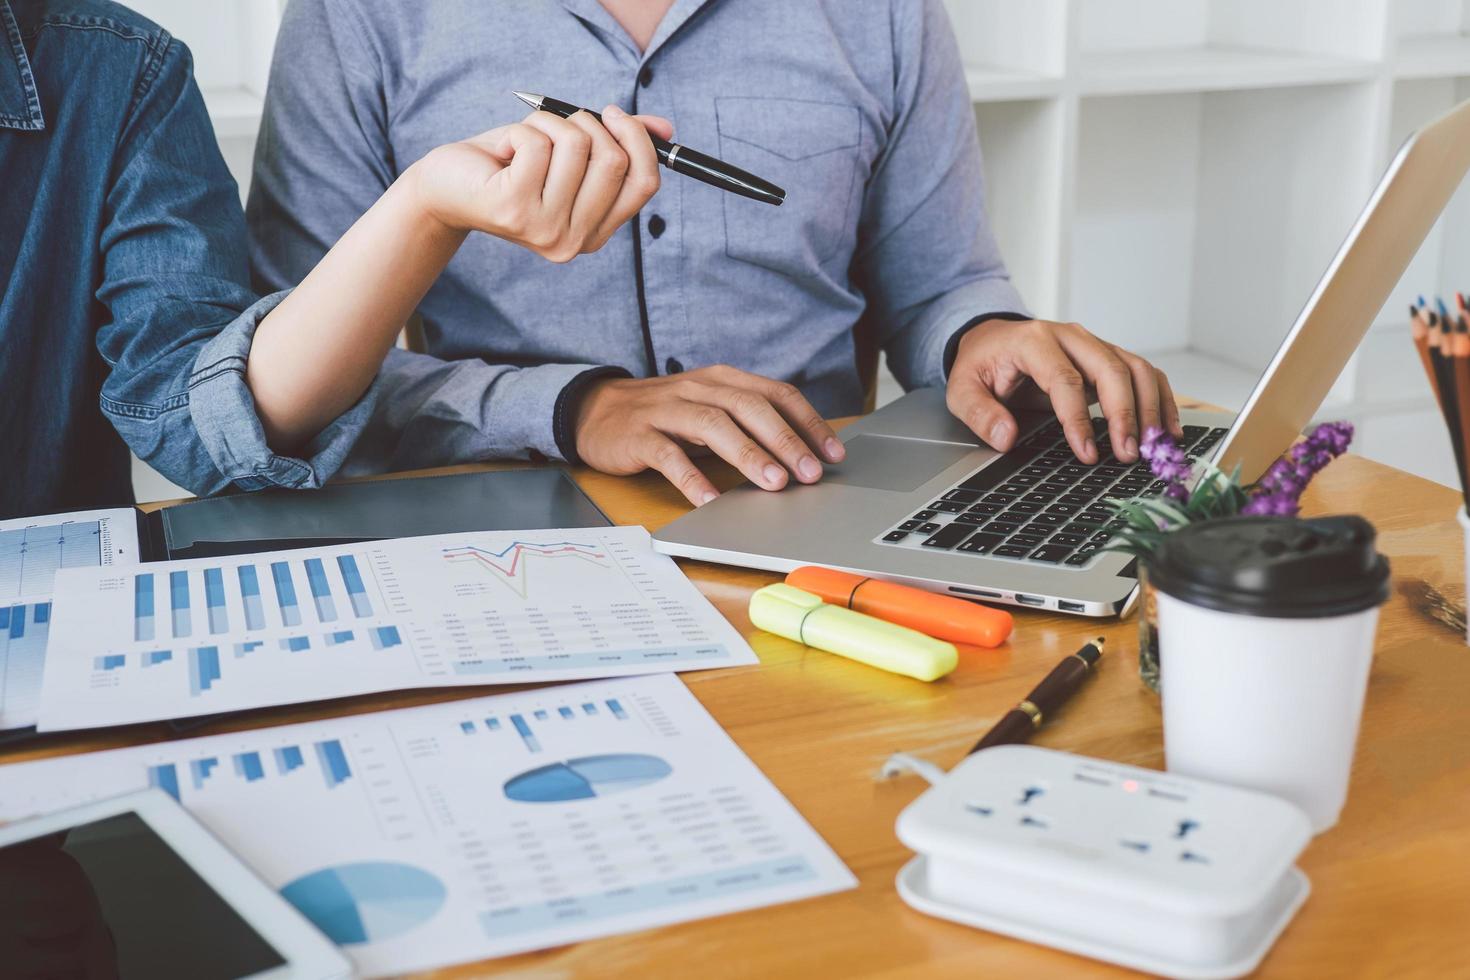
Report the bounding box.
[512,91,786,207]
[969,637,1105,753]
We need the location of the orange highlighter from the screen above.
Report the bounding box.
[785,566,1013,648]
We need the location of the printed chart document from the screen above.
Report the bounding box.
[0,508,138,729]
[0,674,856,975]
[37,527,756,730]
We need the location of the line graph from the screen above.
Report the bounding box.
[441,541,613,600]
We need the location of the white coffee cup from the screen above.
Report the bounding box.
[1150,516,1389,833]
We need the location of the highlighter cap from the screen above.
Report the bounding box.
[748,583,824,640]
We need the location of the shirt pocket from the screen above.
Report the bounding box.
[715,96,861,277]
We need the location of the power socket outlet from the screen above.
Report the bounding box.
[895,745,1312,979]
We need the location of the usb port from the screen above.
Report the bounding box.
[1058,600,1086,613]
[1015,594,1046,607]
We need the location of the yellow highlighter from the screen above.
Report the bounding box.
[749,583,958,682]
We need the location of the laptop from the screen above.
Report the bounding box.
[653,98,1470,617]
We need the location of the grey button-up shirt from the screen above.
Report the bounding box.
[248,0,1027,470]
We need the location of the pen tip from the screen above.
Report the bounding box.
[512,90,540,108]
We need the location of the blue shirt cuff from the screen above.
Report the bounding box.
[186,290,379,490]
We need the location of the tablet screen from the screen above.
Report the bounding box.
[0,811,286,979]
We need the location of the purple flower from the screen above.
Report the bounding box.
[1246,421,1353,514]
[1140,426,1193,501]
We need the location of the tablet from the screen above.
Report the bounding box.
[0,788,352,979]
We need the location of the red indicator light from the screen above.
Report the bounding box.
[1122,779,1139,792]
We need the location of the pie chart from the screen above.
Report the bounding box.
[503,753,673,803]
[280,861,446,945]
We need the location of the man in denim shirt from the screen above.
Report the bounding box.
[0,0,373,519]
[252,0,1181,506]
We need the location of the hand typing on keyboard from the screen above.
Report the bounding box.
[945,318,1183,464]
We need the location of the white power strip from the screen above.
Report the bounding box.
[893,745,1313,979]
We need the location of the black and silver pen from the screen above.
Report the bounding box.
[512,91,785,207]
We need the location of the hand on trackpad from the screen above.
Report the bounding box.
[821,435,977,492]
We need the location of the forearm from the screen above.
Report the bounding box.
[246,163,466,453]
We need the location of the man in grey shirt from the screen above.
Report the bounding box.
[249,0,1179,505]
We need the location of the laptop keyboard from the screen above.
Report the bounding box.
[876,419,1228,568]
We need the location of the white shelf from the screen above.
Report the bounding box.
[201,86,265,140]
[1393,33,1470,77]
[965,66,1062,102]
[1075,46,1379,96]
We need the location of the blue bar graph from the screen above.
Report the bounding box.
[337,555,372,618]
[5,605,23,640]
[486,717,501,731]
[237,566,265,630]
[234,641,264,658]
[93,654,126,671]
[233,751,266,781]
[134,574,155,641]
[274,745,304,774]
[272,562,301,627]
[368,626,402,650]
[143,649,172,667]
[187,646,221,696]
[280,636,311,652]
[582,702,598,716]
[460,721,476,734]
[314,739,352,788]
[204,567,229,634]
[510,714,541,753]
[607,699,628,720]
[324,630,355,646]
[189,756,219,789]
[34,603,48,624]
[559,706,574,719]
[148,763,180,801]
[534,709,548,720]
[304,559,337,622]
[170,571,191,638]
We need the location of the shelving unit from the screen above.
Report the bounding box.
[933,0,1470,487]
[123,0,1470,493]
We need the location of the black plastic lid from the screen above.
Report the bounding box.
[1148,515,1390,619]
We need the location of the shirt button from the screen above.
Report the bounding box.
[648,214,666,238]
[638,65,654,87]
[665,357,684,374]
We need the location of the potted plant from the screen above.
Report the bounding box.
[1109,421,1356,691]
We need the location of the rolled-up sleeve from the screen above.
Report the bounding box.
[186,291,380,490]
[858,0,1030,391]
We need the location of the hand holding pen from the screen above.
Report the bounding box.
[413,103,672,261]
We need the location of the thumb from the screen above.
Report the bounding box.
[947,372,1020,452]
[632,113,674,141]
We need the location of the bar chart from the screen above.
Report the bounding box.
[36,528,755,731]
[0,602,50,729]
[146,736,355,803]
[0,520,102,601]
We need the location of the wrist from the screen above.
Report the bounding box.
[945,311,1032,378]
[402,152,474,241]
[557,367,633,464]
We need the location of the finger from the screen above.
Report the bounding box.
[477,123,552,198]
[1055,325,1138,461]
[562,110,628,245]
[946,370,1019,451]
[521,111,593,215]
[1115,347,1163,443]
[1017,331,1096,463]
[661,400,789,491]
[631,113,674,141]
[704,365,844,464]
[590,104,662,247]
[639,433,719,506]
[1156,368,1183,437]
[680,381,820,483]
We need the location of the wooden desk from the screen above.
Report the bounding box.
[5,432,1469,977]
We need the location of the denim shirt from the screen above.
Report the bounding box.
[0,0,374,519]
[249,0,1027,470]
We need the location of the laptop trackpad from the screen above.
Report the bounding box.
[823,435,976,493]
